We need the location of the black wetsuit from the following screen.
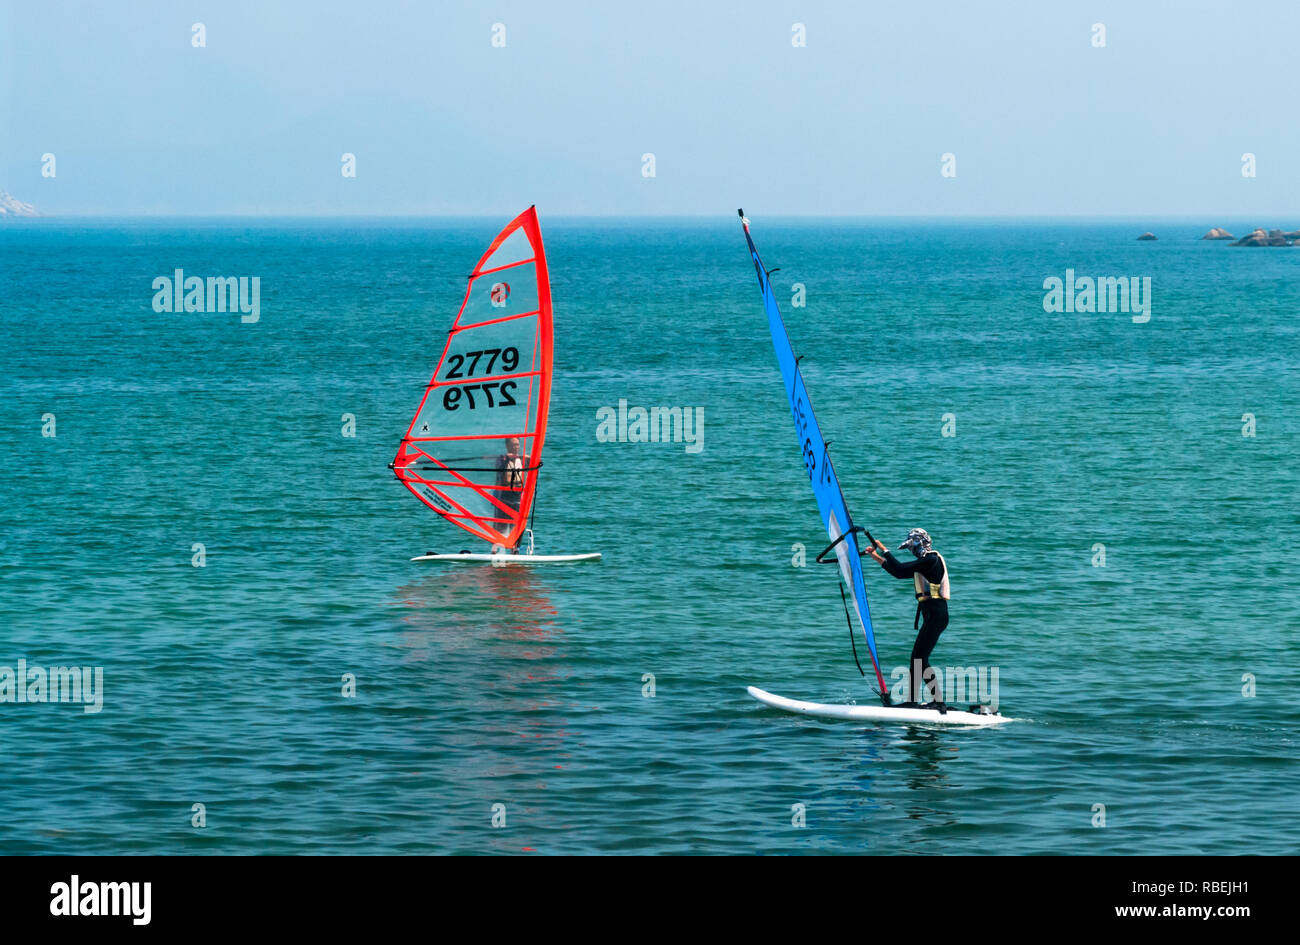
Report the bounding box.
[880,550,948,703]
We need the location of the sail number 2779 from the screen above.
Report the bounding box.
[442,346,522,410]
[444,347,520,378]
[444,382,517,411]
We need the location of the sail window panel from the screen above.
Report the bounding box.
[409,379,534,440]
[436,313,540,384]
[480,227,535,271]
[402,453,523,521]
[439,485,507,523]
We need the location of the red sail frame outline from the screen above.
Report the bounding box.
[393,207,553,549]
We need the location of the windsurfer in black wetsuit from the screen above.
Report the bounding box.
[867,528,950,707]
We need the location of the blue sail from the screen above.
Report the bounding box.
[738,211,887,695]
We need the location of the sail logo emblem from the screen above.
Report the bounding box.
[490,282,510,306]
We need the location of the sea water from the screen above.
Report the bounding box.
[1,217,1297,854]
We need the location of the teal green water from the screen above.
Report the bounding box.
[1,218,1297,854]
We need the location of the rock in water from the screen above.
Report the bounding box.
[1137,232,1157,241]
[0,190,40,218]
[1202,227,1234,240]
[1231,227,1295,247]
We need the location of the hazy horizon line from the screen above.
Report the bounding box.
[6,212,1298,223]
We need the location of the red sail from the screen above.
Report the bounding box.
[393,207,553,549]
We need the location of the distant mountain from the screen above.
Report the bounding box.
[0,191,39,217]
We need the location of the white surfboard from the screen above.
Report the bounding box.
[746,686,1014,727]
[411,551,601,564]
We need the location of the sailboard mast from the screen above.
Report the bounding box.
[392,207,554,551]
[737,209,889,701]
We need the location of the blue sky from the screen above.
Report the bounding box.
[2,1,1296,216]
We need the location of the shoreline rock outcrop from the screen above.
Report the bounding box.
[0,190,39,218]
[1231,227,1298,247]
